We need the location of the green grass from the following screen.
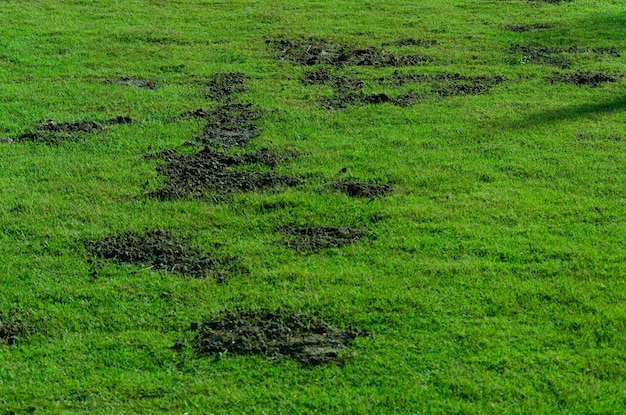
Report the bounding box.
[1,0,625,413]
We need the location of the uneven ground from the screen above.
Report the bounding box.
[0,0,625,413]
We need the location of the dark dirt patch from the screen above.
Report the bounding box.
[0,310,31,345]
[13,116,134,144]
[194,309,368,365]
[510,44,620,67]
[333,180,394,198]
[547,70,622,87]
[321,91,422,109]
[504,23,554,32]
[85,230,243,282]
[303,67,364,92]
[431,77,505,97]
[206,73,246,102]
[277,226,369,251]
[178,104,262,147]
[106,78,158,89]
[267,38,429,67]
[529,0,571,3]
[382,38,438,47]
[147,147,302,200]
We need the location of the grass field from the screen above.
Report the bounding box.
[1,0,625,413]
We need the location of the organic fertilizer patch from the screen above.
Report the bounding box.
[85,230,242,282]
[194,309,368,365]
[147,147,302,200]
[278,226,369,251]
[267,38,429,67]
[13,116,134,144]
[206,73,246,102]
[333,180,394,198]
[547,70,621,87]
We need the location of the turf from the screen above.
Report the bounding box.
[0,0,625,413]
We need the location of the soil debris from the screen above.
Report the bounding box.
[278,226,369,251]
[206,73,246,102]
[194,309,368,365]
[267,38,429,67]
[547,70,622,87]
[303,67,364,92]
[0,310,31,345]
[431,77,505,97]
[147,147,302,200]
[382,38,438,47]
[14,116,134,144]
[85,230,242,282]
[333,180,394,198]
[504,23,554,32]
[106,78,158,89]
[321,91,421,109]
[510,44,620,67]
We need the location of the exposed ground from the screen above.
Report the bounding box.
[206,73,246,102]
[194,309,368,365]
[277,226,369,251]
[85,230,243,282]
[509,44,620,67]
[333,180,394,198]
[547,70,622,87]
[504,23,554,32]
[0,310,31,345]
[10,116,134,144]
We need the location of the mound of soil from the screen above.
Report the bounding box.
[267,38,429,67]
[382,38,438,47]
[504,23,554,32]
[206,73,246,102]
[333,180,393,198]
[15,116,134,144]
[147,147,302,200]
[278,226,369,251]
[0,310,30,345]
[106,78,158,89]
[85,230,242,282]
[194,309,368,365]
[548,70,622,87]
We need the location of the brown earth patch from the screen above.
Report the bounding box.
[267,38,429,67]
[85,230,243,282]
[278,225,369,251]
[303,67,364,92]
[548,70,622,87]
[206,73,246,102]
[147,147,302,200]
[194,309,368,365]
[504,23,554,32]
[13,116,134,144]
[0,310,31,345]
[510,44,620,67]
[333,180,394,198]
[106,78,158,89]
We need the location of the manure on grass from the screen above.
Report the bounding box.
[194,309,368,365]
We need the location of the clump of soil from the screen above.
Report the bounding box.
[267,38,429,67]
[382,38,438,47]
[333,180,394,198]
[178,104,262,147]
[548,70,622,87]
[303,67,364,92]
[321,91,422,109]
[106,78,158,89]
[85,230,242,282]
[147,147,302,200]
[431,77,504,97]
[206,73,246,102]
[0,310,31,345]
[194,309,368,365]
[278,226,369,251]
[510,44,620,67]
[504,23,554,32]
[14,116,134,144]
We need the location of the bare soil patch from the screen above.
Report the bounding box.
[504,23,554,32]
[206,73,246,102]
[303,67,364,92]
[194,309,368,365]
[267,38,429,67]
[278,226,369,251]
[510,44,620,67]
[333,180,393,198]
[382,38,438,47]
[147,147,302,200]
[548,70,622,87]
[85,230,242,282]
[106,78,158,89]
[0,310,31,345]
[13,116,134,144]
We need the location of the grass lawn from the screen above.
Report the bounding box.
[1,0,625,413]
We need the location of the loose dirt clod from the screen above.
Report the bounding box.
[147,147,302,200]
[106,78,158,89]
[14,116,134,144]
[194,309,368,365]
[85,230,242,282]
[278,226,369,251]
[267,38,429,67]
[206,73,246,102]
[547,70,622,87]
[333,180,394,198]
[0,310,31,345]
